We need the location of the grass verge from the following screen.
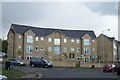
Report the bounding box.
[2,68,26,78]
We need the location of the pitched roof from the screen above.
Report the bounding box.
[11,24,96,38]
[102,34,115,41]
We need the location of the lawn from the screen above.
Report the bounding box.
[2,67,26,79]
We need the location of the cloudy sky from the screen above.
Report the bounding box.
[1,0,119,40]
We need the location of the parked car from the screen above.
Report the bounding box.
[0,75,7,80]
[103,64,116,72]
[113,62,120,75]
[30,58,53,68]
[0,58,3,63]
[9,59,25,66]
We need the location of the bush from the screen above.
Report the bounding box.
[76,63,80,68]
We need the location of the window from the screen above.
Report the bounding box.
[48,47,52,52]
[71,48,74,51]
[64,39,67,43]
[92,40,95,43]
[84,48,90,54]
[64,47,67,52]
[27,36,33,43]
[92,48,95,52]
[26,46,33,53]
[35,46,38,51]
[77,48,80,52]
[69,53,75,59]
[76,39,80,43]
[35,37,39,41]
[49,38,52,42]
[77,57,80,61]
[84,39,90,45]
[54,39,60,45]
[41,37,44,41]
[19,45,21,49]
[71,39,74,43]
[26,56,32,60]
[40,47,44,50]
[19,35,21,38]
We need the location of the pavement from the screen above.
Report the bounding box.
[19,72,42,78]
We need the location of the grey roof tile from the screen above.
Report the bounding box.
[11,24,96,38]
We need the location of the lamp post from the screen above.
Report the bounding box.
[102,29,110,63]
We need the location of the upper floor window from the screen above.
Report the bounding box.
[19,35,21,38]
[19,45,21,49]
[35,37,39,41]
[35,46,38,51]
[84,39,90,46]
[40,46,44,50]
[84,48,90,54]
[92,40,95,43]
[77,48,80,52]
[76,39,80,43]
[64,47,67,52]
[54,39,60,45]
[64,39,67,43]
[48,47,52,52]
[41,37,44,41]
[49,38,52,42]
[71,48,74,51]
[92,48,95,52]
[26,46,33,53]
[27,36,33,43]
[71,39,74,43]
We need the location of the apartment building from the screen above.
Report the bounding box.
[7,24,97,63]
[97,34,118,63]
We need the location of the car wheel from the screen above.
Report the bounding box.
[103,69,105,72]
[18,63,21,66]
[31,64,35,67]
[117,69,120,75]
[45,65,48,68]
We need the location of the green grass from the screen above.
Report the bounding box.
[2,68,26,78]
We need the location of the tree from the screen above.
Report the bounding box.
[2,40,8,53]
[0,39,2,52]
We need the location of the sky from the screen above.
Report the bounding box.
[1,0,119,40]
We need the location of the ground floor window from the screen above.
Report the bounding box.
[69,53,75,59]
[26,56,32,60]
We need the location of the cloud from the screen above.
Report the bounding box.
[2,2,118,40]
[84,2,118,15]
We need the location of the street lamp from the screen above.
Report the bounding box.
[102,29,110,63]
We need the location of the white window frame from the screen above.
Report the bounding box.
[84,39,90,46]
[76,39,80,43]
[64,47,67,52]
[64,39,67,43]
[48,38,52,42]
[84,48,90,54]
[27,35,33,43]
[92,40,95,43]
[71,48,74,51]
[54,38,60,45]
[19,45,21,49]
[26,46,33,53]
[71,39,74,43]
[92,48,95,52]
[35,46,38,51]
[19,35,21,38]
[41,37,44,41]
[35,37,39,41]
[40,46,44,50]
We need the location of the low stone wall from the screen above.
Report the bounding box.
[82,63,105,68]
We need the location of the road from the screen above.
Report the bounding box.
[11,65,120,80]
